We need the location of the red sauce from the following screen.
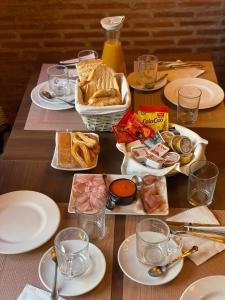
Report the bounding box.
[110,179,136,197]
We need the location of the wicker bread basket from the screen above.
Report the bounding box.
[75,73,131,131]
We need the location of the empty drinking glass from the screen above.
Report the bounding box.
[54,227,89,278]
[135,55,158,88]
[188,160,219,206]
[47,65,70,98]
[177,86,202,124]
[77,49,98,61]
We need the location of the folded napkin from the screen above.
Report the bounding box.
[17,284,65,300]
[159,67,205,82]
[167,206,225,266]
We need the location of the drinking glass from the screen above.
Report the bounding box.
[76,207,105,242]
[77,49,98,61]
[47,65,70,98]
[135,55,158,88]
[177,86,202,124]
[54,227,89,278]
[188,160,219,206]
[136,218,182,266]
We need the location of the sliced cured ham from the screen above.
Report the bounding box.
[140,175,164,214]
[71,174,108,212]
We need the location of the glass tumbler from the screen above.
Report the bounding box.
[188,160,219,206]
[177,86,202,124]
[47,65,70,98]
[54,227,89,278]
[77,49,98,61]
[136,55,158,88]
[76,207,105,242]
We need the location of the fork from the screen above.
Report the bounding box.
[170,229,225,244]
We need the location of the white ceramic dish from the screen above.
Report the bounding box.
[180,275,225,300]
[118,234,183,285]
[68,174,168,216]
[31,80,76,110]
[164,78,224,109]
[127,72,167,92]
[117,123,208,177]
[51,132,99,171]
[39,244,106,297]
[0,191,60,254]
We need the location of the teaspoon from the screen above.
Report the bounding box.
[148,245,198,277]
[50,247,58,300]
[40,90,75,105]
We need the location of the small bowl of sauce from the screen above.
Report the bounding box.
[108,178,137,206]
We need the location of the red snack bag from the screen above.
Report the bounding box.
[125,111,155,140]
[112,124,137,143]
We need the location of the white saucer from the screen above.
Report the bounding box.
[127,72,167,92]
[0,191,60,254]
[180,275,225,300]
[164,78,224,109]
[31,80,75,110]
[118,234,183,286]
[39,243,106,297]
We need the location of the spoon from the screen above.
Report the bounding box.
[148,245,198,277]
[40,90,75,105]
[50,247,58,300]
[131,175,143,190]
[144,73,168,89]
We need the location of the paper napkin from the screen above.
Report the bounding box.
[167,206,225,266]
[17,284,65,300]
[159,67,205,82]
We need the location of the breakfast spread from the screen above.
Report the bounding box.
[76,59,122,106]
[56,131,100,169]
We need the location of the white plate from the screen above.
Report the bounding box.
[164,78,224,109]
[180,275,225,300]
[118,234,183,286]
[39,243,106,297]
[51,132,99,171]
[31,80,76,110]
[68,174,168,215]
[127,72,167,92]
[0,191,60,254]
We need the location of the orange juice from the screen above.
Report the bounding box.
[102,39,126,74]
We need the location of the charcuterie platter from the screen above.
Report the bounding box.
[68,173,168,216]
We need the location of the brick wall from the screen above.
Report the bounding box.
[0,0,224,117]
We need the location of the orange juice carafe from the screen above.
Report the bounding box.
[100,16,126,74]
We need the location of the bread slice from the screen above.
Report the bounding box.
[57,132,72,166]
[76,59,103,82]
[88,88,122,106]
[88,64,120,91]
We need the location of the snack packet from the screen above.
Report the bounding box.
[137,106,169,132]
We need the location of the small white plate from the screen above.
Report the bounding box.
[31,80,75,110]
[0,191,60,254]
[118,234,183,286]
[180,275,225,300]
[127,72,167,92]
[39,244,106,297]
[164,78,224,109]
[68,174,168,215]
[51,132,99,171]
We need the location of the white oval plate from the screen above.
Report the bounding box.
[0,191,60,254]
[118,234,183,286]
[39,244,106,297]
[180,275,225,300]
[31,80,75,110]
[164,78,224,109]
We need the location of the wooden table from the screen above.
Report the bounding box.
[1,54,225,299]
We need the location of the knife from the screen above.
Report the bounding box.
[166,221,221,227]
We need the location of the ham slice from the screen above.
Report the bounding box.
[71,174,108,212]
[140,176,163,214]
